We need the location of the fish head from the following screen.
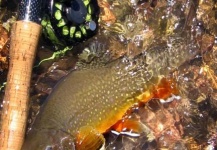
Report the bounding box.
[22,128,75,150]
[22,129,56,150]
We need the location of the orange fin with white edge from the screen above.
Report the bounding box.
[152,77,179,100]
[75,126,105,150]
[111,103,147,135]
[135,77,179,104]
[111,118,142,134]
[111,117,155,140]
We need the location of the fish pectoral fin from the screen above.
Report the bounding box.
[75,126,105,150]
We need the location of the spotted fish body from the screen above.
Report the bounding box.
[22,36,199,149]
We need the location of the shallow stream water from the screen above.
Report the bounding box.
[1,0,217,149]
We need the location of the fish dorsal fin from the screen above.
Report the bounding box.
[76,41,112,70]
[75,126,105,150]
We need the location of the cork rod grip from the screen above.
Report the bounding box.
[0,21,41,150]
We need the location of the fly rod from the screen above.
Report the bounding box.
[0,0,42,149]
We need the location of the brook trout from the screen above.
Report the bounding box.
[22,36,199,150]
